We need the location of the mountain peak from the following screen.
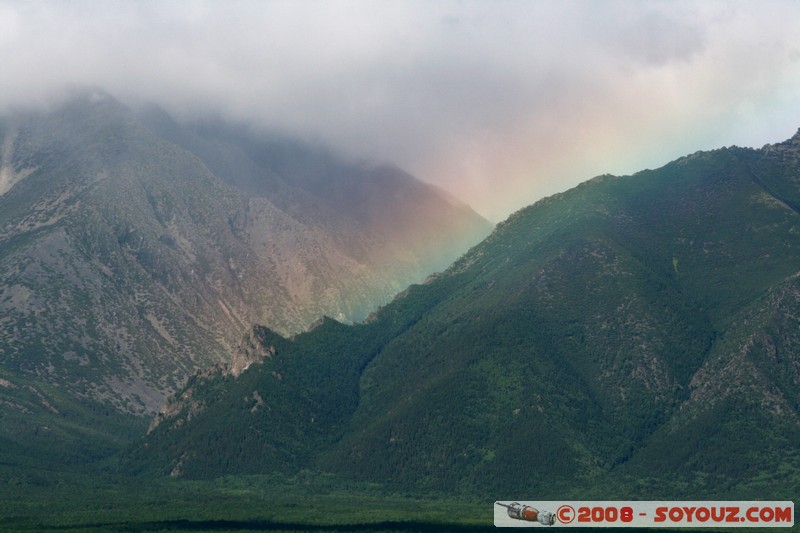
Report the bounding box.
[0,96,491,421]
[58,85,126,112]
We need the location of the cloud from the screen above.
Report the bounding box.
[1,0,800,220]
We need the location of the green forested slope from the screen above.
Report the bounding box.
[128,131,800,498]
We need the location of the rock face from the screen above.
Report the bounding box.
[0,89,491,430]
[229,326,278,378]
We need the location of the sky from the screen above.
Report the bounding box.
[2,1,800,221]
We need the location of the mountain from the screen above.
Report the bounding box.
[129,130,800,498]
[0,89,490,465]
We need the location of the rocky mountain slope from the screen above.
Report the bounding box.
[0,89,490,464]
[130,130,800,498]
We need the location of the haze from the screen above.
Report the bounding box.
[2,0,800,221]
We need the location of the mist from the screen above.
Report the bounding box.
[2,0,800,220]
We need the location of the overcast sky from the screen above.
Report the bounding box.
[2,0,800,220]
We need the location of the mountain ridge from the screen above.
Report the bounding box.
[130,129,800,497]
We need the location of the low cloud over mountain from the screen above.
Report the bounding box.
[2,1,800,220]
